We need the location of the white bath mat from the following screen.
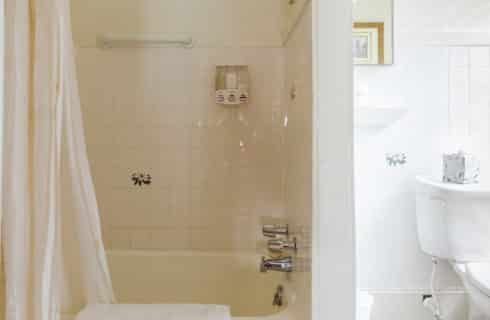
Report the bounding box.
[76,304,231,320]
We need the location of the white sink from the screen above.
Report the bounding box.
[355,105,406,129]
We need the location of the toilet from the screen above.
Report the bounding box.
[415,176,490,320]
[456,263,490,320]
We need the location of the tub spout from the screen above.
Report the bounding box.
[260,256,293,273]
[273,285,285,307]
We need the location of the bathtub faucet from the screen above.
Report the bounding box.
[262,224,289,238]
[268,237,297,253]
[260,256,293,273]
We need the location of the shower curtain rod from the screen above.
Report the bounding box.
[96,34,194,49]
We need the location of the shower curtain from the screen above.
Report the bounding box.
[3,0,115,319]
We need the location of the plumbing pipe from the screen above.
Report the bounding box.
[423,258,443,320]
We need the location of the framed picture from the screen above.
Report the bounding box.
[353,22,384,65]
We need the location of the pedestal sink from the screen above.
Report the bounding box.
[354,105,407,129]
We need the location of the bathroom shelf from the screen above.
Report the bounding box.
[354,105,407,129]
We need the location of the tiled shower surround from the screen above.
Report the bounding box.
[76,48,287,250]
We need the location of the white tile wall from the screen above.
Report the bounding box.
[448,47,490,181]
[76,47,287,250]
[355,31,490,320]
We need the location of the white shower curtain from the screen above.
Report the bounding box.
[3,0,115,319]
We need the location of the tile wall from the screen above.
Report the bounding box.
[76,47,287,250]
[283,3,312,320]
[448,47,490,181]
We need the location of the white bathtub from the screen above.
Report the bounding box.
[107,250,292,320]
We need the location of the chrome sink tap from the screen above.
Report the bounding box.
[260,256,293,273]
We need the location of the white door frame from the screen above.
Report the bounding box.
[312,0,355,319]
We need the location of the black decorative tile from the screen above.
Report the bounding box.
[131,172,152,186]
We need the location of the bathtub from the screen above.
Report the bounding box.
[107,250,292,320]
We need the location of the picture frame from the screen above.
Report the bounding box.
[353,22,384,65]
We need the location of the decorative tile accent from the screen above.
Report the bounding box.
[131,172,152,186]
[385,153,407,167]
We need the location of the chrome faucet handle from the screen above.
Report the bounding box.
[262,224,289,238]
[260,256,293,273]
[268,237,297,253]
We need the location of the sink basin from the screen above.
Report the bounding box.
[354,105,407,129]
[415,175,490,262]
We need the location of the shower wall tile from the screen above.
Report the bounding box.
[283,4,312,320]
[148,228,192,250]
[128,228,191,250]
[71,0,283,48]
[130,230,154,250]
[106,229,132,250]
[231,215,262,250]
[76,46,287,251]
[189,228,234,251]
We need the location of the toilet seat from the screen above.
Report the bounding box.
[466,262,490,297]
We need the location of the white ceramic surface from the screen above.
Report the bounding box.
[416,175,490,319]
[415,175,490,262]
[106,250,291,319]
[454,263,490,320]
[77,304,231,320]
[354,105,407,129]
[466,262,490,297]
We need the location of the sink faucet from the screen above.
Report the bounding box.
[260,256,293,273]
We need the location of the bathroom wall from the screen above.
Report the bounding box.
[280,0,310,42]
[71,0,283,48]
[73,0,287,251]
[446,47,490,182]
[354,1,490,319]
[355,46,467,320]
[283,2,312,320]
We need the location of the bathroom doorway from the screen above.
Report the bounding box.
[0,0,357,319]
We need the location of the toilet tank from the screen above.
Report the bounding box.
[415,176,490,262]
